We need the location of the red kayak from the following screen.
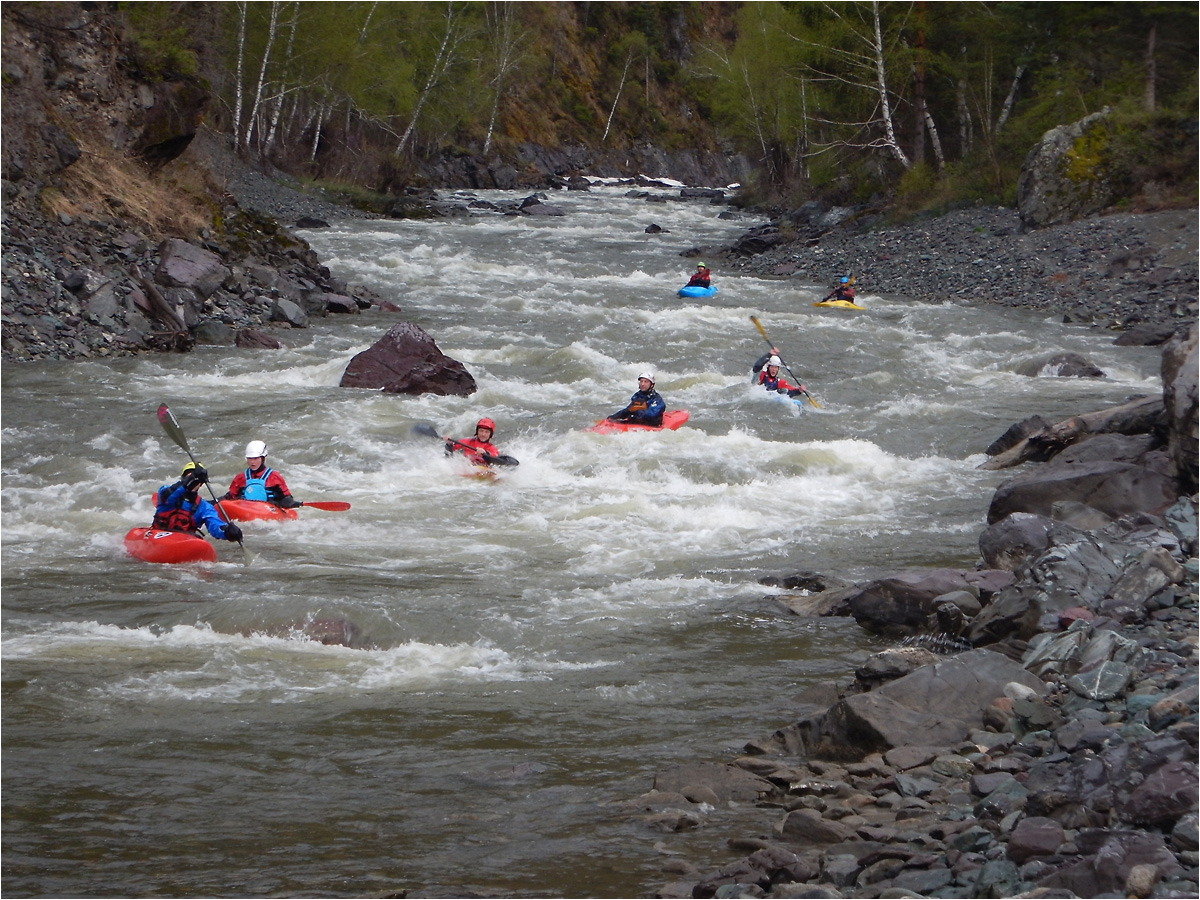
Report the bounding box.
[124,527,218,564]
[215,499,299,522]
[587,410,690,434]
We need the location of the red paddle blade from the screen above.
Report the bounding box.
[302,501,351,511]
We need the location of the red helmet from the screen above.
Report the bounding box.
[476,417,496,432]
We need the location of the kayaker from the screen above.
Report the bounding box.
[152,462,243,542]
[219,440,301,508]
[752,353,807,398]
[687,262,712,288]
[607,373,666,427]
[821,276,856,303]
[445,417,503,467]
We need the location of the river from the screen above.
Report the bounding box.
[1,186,1162,897]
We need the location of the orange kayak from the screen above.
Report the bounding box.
[215,499,299,522]
[124,527,218,564]
[587,410,690,434]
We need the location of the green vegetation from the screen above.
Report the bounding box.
[118,2,1196,214]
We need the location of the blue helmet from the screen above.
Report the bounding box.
[840,277,849,284]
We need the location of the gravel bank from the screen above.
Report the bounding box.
[723,206,1198,337]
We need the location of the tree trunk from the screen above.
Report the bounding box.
[1144,24,1157,112]
[263,1,299,158]
[924,108,945,170]
[397,2,463,155]
[994,65,1025,134]
[233,1,247,147]
[957,77,971,155]
[602,53,633,142]
[244,0,281,155]
[872,1,910,169]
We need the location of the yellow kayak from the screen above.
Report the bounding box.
[812,299,865,310]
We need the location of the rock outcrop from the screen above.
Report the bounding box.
[1017,109,1116,230]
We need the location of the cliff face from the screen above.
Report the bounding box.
[0,4,383,362]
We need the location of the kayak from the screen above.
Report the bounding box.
[215,499,299,522]
[124,527,218,564]
[587,410,690,434]
[812,299,865,310]
[678,285,717,299]
[459,466,499,481]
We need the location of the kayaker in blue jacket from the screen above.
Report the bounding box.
[152,462,242,542]
[607,373,666,426]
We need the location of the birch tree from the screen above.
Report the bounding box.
[396,2,471,155]
[481,1,527,156]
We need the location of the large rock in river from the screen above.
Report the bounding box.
[340,322,477,396]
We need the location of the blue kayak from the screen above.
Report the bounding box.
[678,284,717,299]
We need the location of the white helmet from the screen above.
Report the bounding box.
[767,356,782,367]
[245,440,268,458]
[637,372,655,384]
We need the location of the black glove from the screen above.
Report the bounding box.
[223,522,243,543]
[277,495,303,509]
[444,441,455,455]
[182,466,208,492]
[479,452,496,465]
[777,387,788,394]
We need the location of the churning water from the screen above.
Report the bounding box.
[2,186,1161,897]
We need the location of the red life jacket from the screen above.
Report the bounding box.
[152,483,202,533]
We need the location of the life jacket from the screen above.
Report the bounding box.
[759,370,783,390]
[152,483,201,533]
[241,466,273,501]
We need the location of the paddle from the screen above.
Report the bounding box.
[156,404,253,565]
[300,501,351,511]
[749,316,821,409]
[412,423,520,466]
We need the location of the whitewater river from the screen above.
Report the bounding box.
[2,186,1162,897]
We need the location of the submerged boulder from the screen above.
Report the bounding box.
[340,322,476,396]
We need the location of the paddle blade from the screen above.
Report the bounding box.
[805,392,821,409]
[157,404,193,456]
[750,315,770,343]
[490,455,519,467]
[301,501,351,511]
[412,423,441,440]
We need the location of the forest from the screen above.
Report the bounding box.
[124,1,1198,213]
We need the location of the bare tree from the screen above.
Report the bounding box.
[396,1,470,155]
[482,1,527,156]
[602,52,633,143]
[242,0,282,153]
[788,1,913,169]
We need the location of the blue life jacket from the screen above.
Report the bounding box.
[241,467,273,501]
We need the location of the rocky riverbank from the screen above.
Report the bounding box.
[629,324,1198,900]
[714,205,1197,341]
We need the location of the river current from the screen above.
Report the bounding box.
[1,187,1162,897]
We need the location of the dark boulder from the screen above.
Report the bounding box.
[1013,352,1105,378]
[816,649,1046,757]
[235,329,284,349]
[844,568,1013,637]
[340,322,476,396]
[1162,323,1198,494]
[987,459,1178,524]
[130,79,207,169]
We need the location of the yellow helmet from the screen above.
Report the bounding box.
[181,461,203,477]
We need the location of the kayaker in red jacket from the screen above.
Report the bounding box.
[153,462,243,542]
[687,262,711,287]
[445,418,502,467]
[751,353,807,397]
[219,440,300,508]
